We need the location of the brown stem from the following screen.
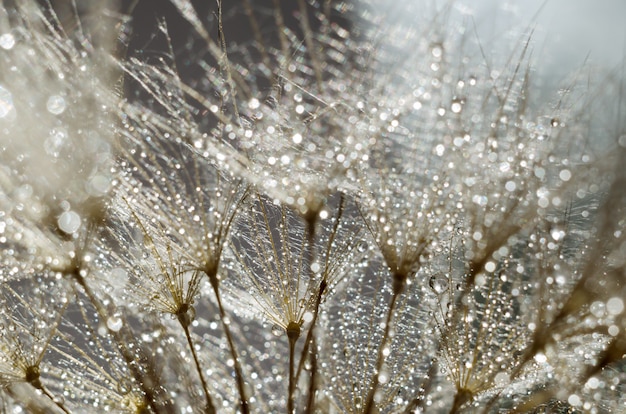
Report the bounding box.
[448,388,473,414]
[304,335,318,414]
[363,286,402,414]
[71,270,172,414]
[403,357,439,414]
[295,279,326,384]
[26,367,70,414]
[179,321,216,414]
[209,273,250,414]
[287,322,301,414]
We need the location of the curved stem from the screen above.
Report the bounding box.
[303,335,318,414]
[295,279,326,384]
[363,290,401,414]
[209,275,250,414]
[403,357,439,414]
[36,382,70,414]
[180,322,216,414]
[71,270,172,414]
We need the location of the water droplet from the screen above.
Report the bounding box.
[248,98,260,109]
[559,169,571,182]
[107,315,123,332]
[451,100,462,113]
[303,311,313,323]
[607,297,624,315]
[484,261,496,273]
[87,174,112,196]
[117,380,131,395]
[357,241,368,252]
[494,371,510,386]
[57,211,81,234]
[44,127,67,157]
[505,181,517,192]
[0,33,15,50]
[0,85,14,119]
[430,43,443,58]
[429,274,448,294]
[378,368,390,384]
[110,267,127,281]
[271,324,283,337]
[46,95,66,115]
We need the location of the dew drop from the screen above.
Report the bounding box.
[430,43,443,58]
[450,100,462,113]
[248,98,260,109]
[0,85,14,119]
[607,297,624,315]
[87,174,112,196]
[559,169,571,182]
[110,267,128,281]
[378,368,389,384]
[107,315,123,332]
[57,211,81,234]
[303,312,313,323]
[271,325,283,337]
[44,127,67,156]
[429,274,448,294]
[46,95,66,115]
[494,371,510,386]
[484,261,496,272]
[357,241,368,252]
[505,181,516,192]
[0,33,15,50]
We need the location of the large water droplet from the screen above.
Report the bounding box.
[0,85,14,119]
[429,274,448,294]
[303,311,313,323]
[44,127,67,157]
[58,211,81,234]
[451,100,462,114]
[87,174,111,196]
[0,33,15,50]
[107,315,123,332]
[271,324,283,337]
[46,95,66,115]
[494,371,510,386]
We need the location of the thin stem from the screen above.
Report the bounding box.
[39,384,71,414]
[286,322,301,414]
[294,213,319,377]
[295,279,326,384]
[303,335,318,414]
[297,0,323,90]
[71,270,172,414]
[209,274,250,414]
[403,357,438,414]
[179,321,216,414]
[26,368,70,414]
[448,388,473,414]
[363,288,402,414]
